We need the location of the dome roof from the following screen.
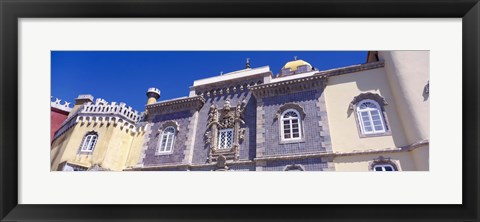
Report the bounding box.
[282,59,312,71]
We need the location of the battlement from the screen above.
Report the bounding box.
[51,96,72,112]
[95,98,107,105]
[81,98,140,123]
[52,99,145,142]
[147,87,160,95]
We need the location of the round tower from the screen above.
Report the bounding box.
[378,51,429,144]
[378,51,429,170]
[146,87,160,105]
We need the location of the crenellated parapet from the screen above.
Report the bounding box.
[80,99,141,123]
[75,98,142,133]
[52,97,144,142]
[51,96,73,112]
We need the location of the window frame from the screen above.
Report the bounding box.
[157,126,176,154]
[217,128,234,150]
[373,164,396,171]
[356,99,388,136]
[280,109,303,142]
[79,132,98,153]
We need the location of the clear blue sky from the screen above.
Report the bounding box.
[52,51,367,111]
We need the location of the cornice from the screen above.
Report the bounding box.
[401,139,429,151]
[318,61,385,77]
[125,160,254,171]
[249,61,384,98]
[126,139,429,171]
[249,75,327,98]
[146,96,205,114]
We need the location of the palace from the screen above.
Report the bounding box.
[50,51,429,171]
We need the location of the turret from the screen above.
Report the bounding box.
[146,88,160,105]
[377,51,429,144]
[69,94,94,117]
[377,51,430,170]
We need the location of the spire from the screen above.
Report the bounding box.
[246,58,251,69]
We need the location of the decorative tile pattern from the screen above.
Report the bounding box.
[260,89,328,156]
[142,110,192,166]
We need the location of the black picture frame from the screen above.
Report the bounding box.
[1,0,479,221]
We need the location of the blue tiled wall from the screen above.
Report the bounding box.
[263,158,327,171]
[191,91,257,164]
[142,110,192,165]
[261,90,326,156]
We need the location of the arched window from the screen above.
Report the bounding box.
[281,109,302,141]
[158,126,175,153]
[369,156,399,171]
[373,164,396,171]
[79,132,98,153]
[356,100,386,135]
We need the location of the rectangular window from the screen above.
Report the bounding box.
[374,164,395,171]
[158,131,174,153]
[80,134,97,152]
[359,110,386,134]
[360,111,373,133]
[87,136,97,151]
[218,128,234,149]
[282,119,301,141]
[160,137,167,152]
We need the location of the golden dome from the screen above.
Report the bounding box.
[282,59,312,71]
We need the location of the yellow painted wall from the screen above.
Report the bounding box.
[333,152,417,171]
[51,129,75,170]
[324,67,408,153]
[50,120,140,171]
[125,130,147,168]
[411,145,429,171]
[378,51,430,144]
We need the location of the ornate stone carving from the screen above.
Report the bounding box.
[205,98,247,163]
[275,103,306,120]
[349,92,388,110]
[368,156,398,171]
[215,155,229,171]
[160,120,180,132]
